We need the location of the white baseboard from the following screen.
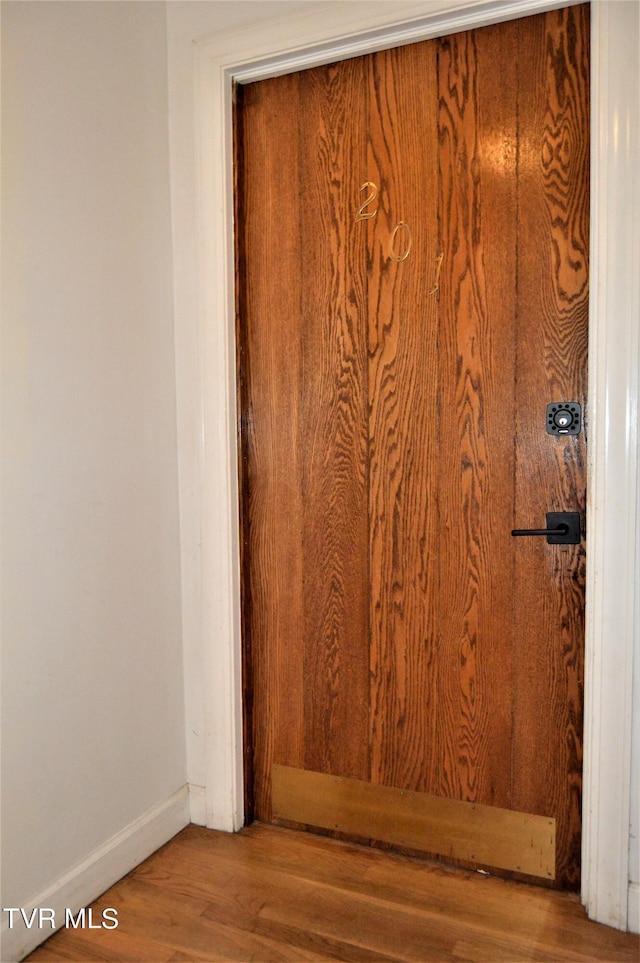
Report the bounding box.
[629,882,640,935]
[0,785,190,962]
[188,783,207,826]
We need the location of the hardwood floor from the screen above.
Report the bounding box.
[27,823,639,962]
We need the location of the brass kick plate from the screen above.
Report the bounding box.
[272,765,556,880]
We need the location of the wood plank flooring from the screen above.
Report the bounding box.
[26,824,639,962]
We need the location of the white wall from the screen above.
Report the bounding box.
[1,1,187,956]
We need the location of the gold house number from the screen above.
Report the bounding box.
[356,181,379,221]
[355,182,412,263]
[354,182,444,287]
[388,222,412,262]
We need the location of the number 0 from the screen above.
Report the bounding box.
[389,222,412,262]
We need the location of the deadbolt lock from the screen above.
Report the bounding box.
[546,402,581,436]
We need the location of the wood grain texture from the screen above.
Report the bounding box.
[26,825,639,963]
[366,42,440,793]
[297,61,370,782]
[236,74,307,821]
[236,6,589,888]
[436,18,519,813]
[512,5,589,889]
[237,60,371,822]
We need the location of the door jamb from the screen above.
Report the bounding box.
[185,0,638,930]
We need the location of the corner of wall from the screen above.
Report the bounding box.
[0,787,190,962]
[188,784,208,826]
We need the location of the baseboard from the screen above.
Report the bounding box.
[188,783,207,826]
[0,785,190,962]
[629,882,640,935]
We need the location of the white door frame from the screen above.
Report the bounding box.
[182,0,638,930]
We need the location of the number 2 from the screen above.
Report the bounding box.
[356,181,378,221]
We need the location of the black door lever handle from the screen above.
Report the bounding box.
[511,512,580,544]
[512,525,569,536]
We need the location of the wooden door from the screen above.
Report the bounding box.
[235,5,589,890]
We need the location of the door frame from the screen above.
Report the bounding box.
[180,0,638,930]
